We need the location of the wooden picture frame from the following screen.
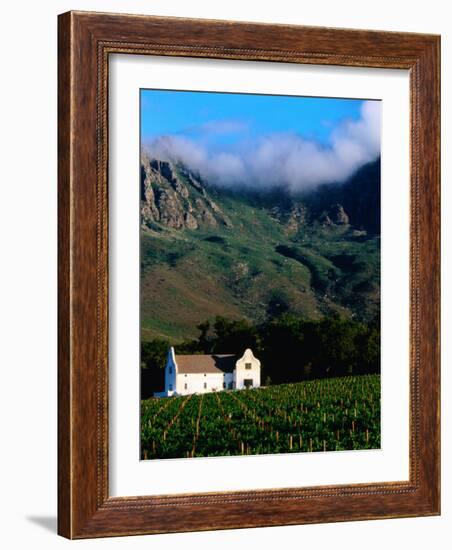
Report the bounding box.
[58,11,440,539]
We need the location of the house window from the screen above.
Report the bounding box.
[184,383,188,390]
[223,382,226,389]
[204,382,207,389]
[244,379,253,388]
[245,362,252,370]
[169,384,173,391]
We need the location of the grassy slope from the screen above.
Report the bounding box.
[141,177,380,342]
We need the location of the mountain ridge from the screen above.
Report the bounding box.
[140,153,381,342]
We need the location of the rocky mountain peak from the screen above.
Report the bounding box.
[141,156,232,231]
[141,153,380,237]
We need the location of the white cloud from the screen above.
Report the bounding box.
[144,101,380,193]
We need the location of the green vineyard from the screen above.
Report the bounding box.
[141,374,381,459]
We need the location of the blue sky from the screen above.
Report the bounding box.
[141,89,365,146]
[140,89,380,192]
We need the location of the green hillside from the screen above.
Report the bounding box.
[140,156,380,343]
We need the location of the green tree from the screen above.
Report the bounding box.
[141,339,169,370]
[140,339,169,398]
[211,316,261,355]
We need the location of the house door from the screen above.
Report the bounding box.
[244,379,253,388]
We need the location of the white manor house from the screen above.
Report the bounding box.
[155,347,261,397]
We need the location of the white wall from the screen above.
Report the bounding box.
[0,1,450,549]
[235,349,261,389]
[164,349,177,394]
[176,372,226,394]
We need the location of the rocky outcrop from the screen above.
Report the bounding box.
[141,156,233,231]
[302,158,380,234]
[286,204,307,233]
[154,188,186,229]
[184,211,199,230]
[320,204,349,226]
[330,204,349,225]
[194,198,218,228]
[269,203,307,233]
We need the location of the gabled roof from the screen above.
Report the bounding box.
[175,354,236,374]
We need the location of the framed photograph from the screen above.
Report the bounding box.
[58,11,440,538]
